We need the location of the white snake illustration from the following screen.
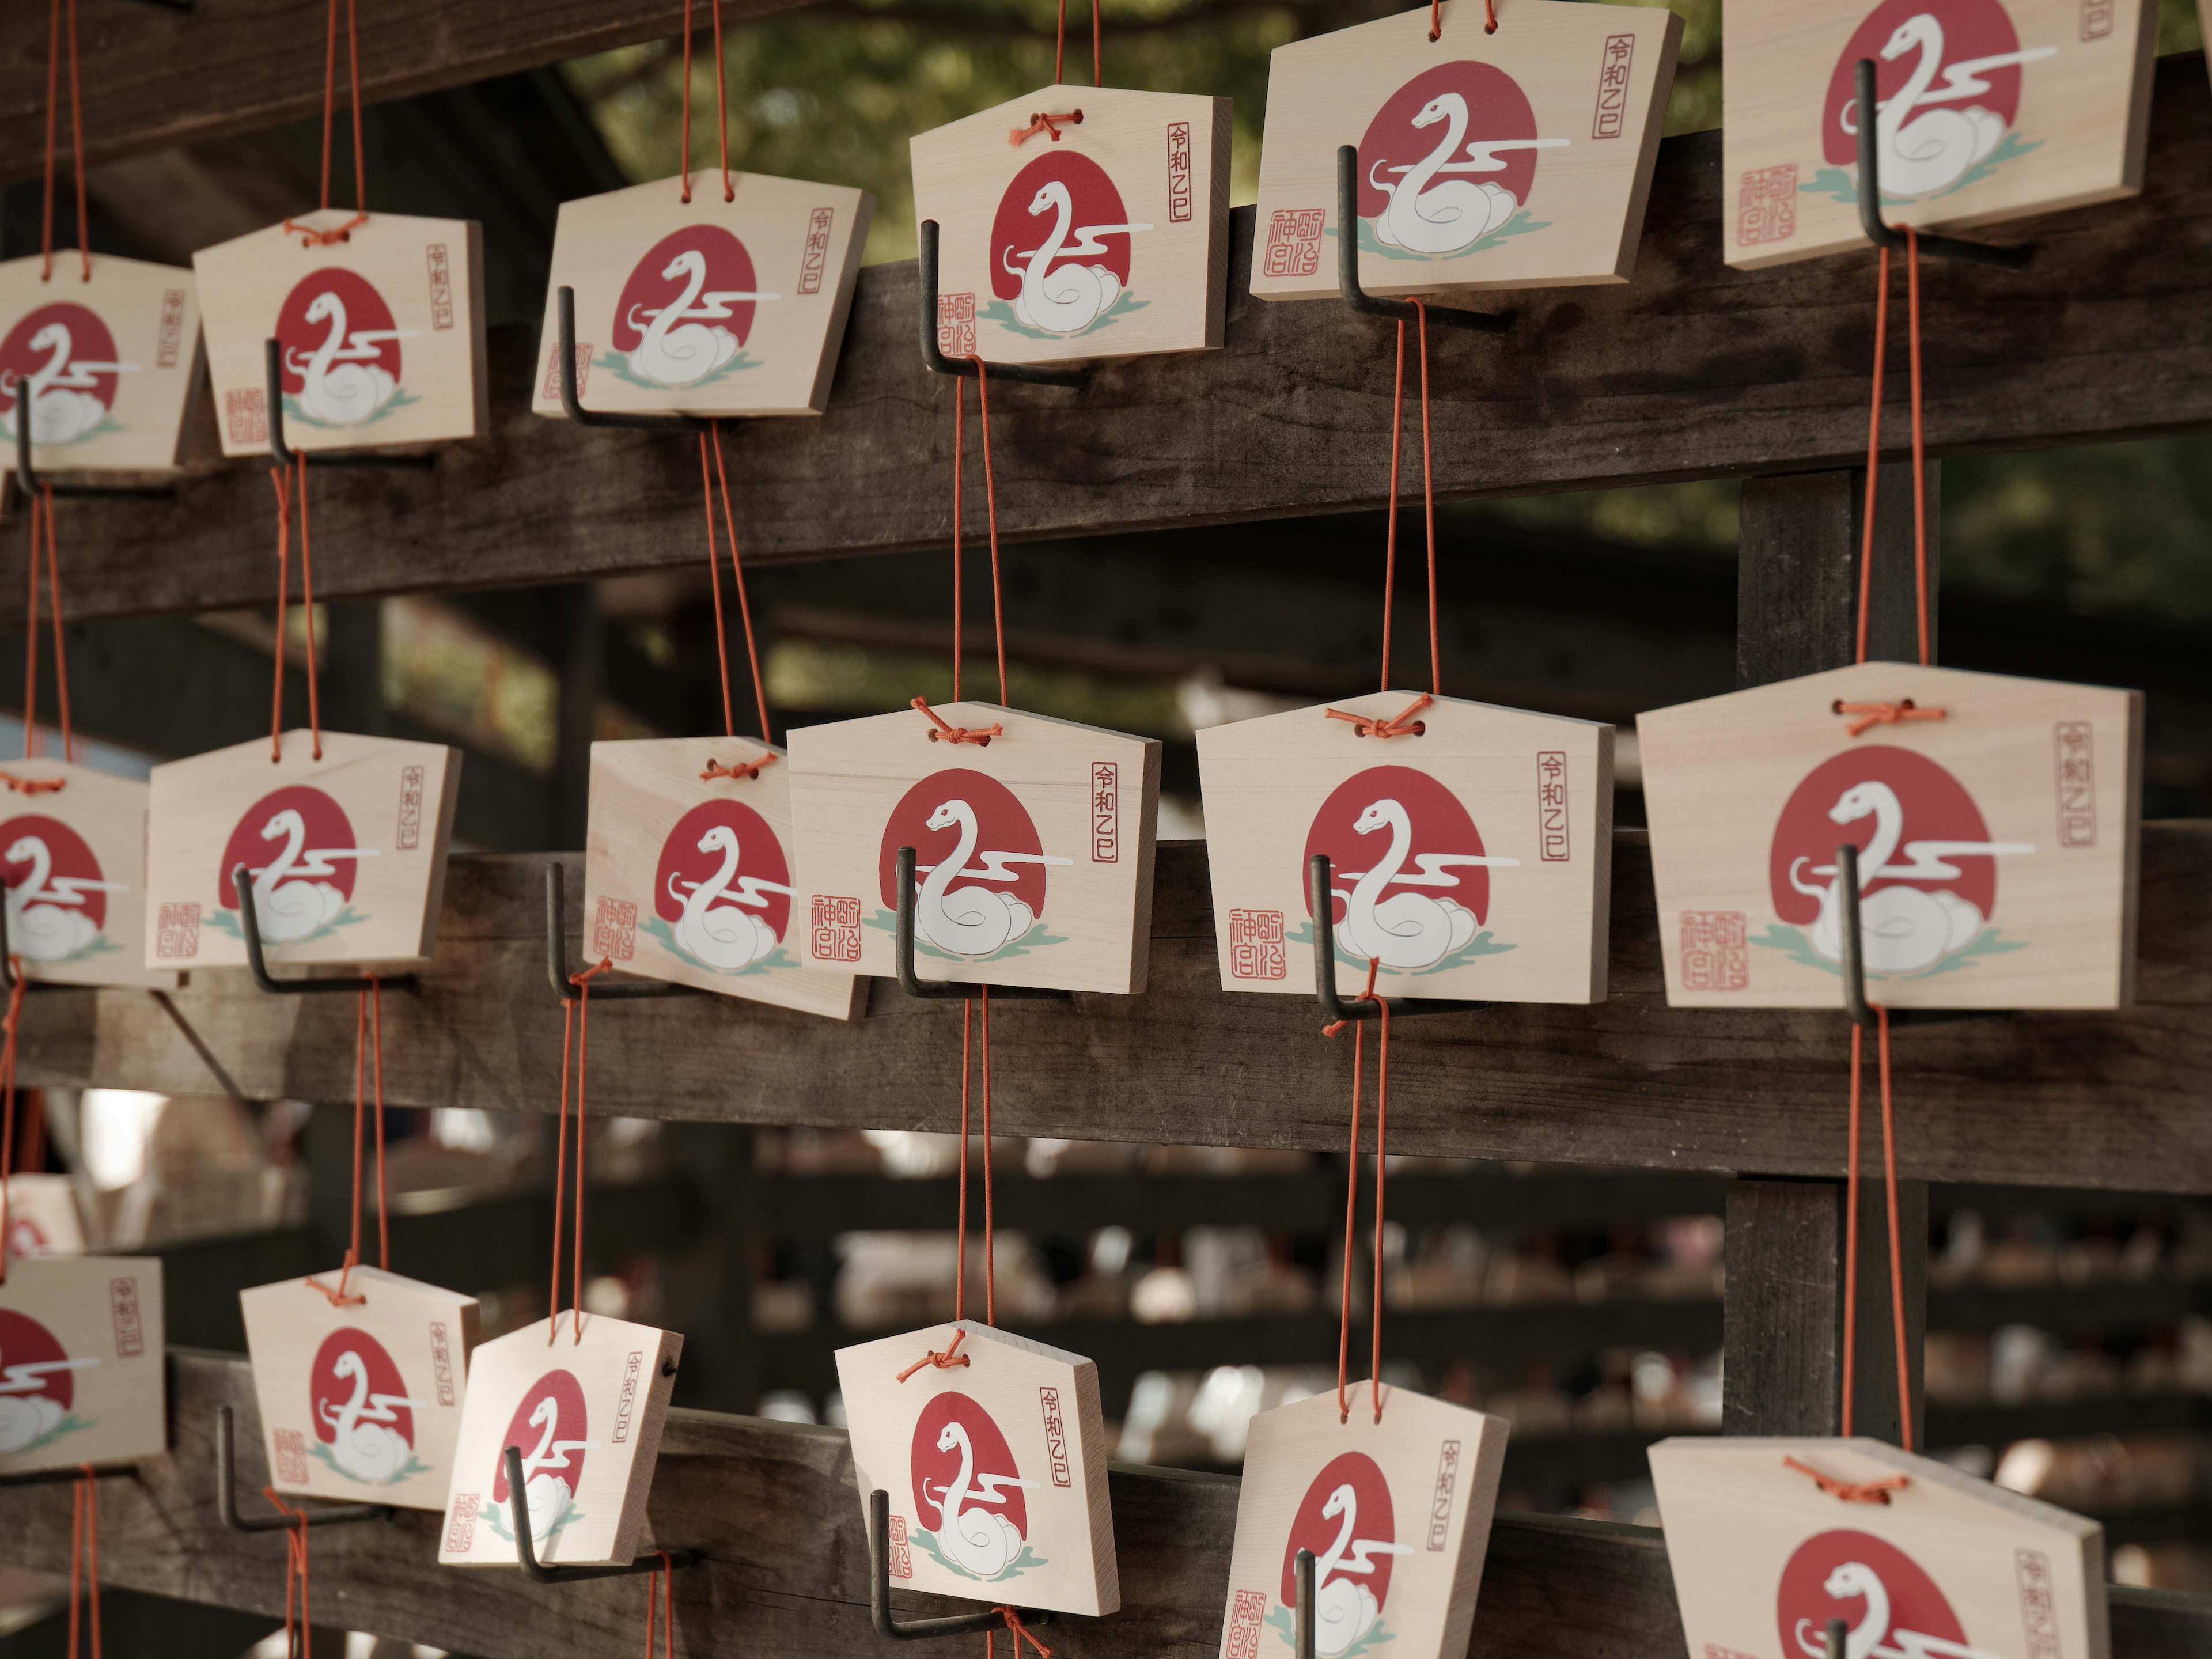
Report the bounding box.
[668,822,785,970]
[925,1419,1037,1578]
[285,291,414,426]
[2,321,135,446]
[0,1346,96,1455]
[1369,92,1569,255]
[3,834,121,961]
[1330,798,1517,971]
[1792,1560,2008,1659]
[317,1349,424,1484]
[234,808,378,944]
[625,249,777,387]
[1003,181,1153,335]
[1305,1483,1411,1658]
[511,1395,596,1543]
[913,800,1071,957]
[1843,15,2055,196]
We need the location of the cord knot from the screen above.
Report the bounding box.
[0,772,64,795]
[1782,1456,1910,1505]
[1008,109,1083,146]
[281,210,368,248]
[304,1248,366,1307]
[570,959,613,992]
[896,1325,972,1383]
[1833,698,1945,739]
[1325,693,1431,740]
[702,753,777,784]
[992,1608,1052,1659]
[913,697,1003,746]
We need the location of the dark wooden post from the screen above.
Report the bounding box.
[1722,462,1936,1447]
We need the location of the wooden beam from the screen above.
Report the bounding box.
[0,1,812,184]
[0,1353,2195,1659]
[14,55,2212,627]
[16,829,2212,1194]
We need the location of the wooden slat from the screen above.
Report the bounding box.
[0,1352,2197,1659]
[17,827,2212,1194]
[11,55,2212,627]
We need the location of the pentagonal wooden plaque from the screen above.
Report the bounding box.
[583,737,864,1018]
[1722,0,2156,270]
[530,172,873,419]
[438,1314,681,1568]
[1195,691,1612,1003]
[1249,0,1680,302]
[788,703,1161,994]
[0,1255,164,1475]
[1650,1438,2108,1659]
[193,211,487,456]
[1,759,177,988]
[0,254,201,477]
[911,85,1230,365]
[145,729,463,970]
[1218,1385,1508,1659]
[4,1175,85,1260]
[835,1320,1118,1617]
[1638,662,2141,1009]
[241,1266,480,1513]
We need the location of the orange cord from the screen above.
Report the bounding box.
[1325,693,1430,741]
[0,974,28,1286]
[1839,1007,1915,1450]
[912,697,1001,747]
[264,1490,313,1659]
[268,457,324,763]
[1009,110,1084,146]
[987,1607,1052,1659]
[306,979,386,1306]
[67,1467,101,1659]
[1855,232,1931,668]
[283,0,368,246]
[679,0,735,204]
[897,1324,971,1383]
[1377,306,1440,696]
[1782,1455,1910,1505]
[944,361,1012,708]
[40,0,90,283]
[1323,960,1389,1423]
[22,485,76,764]
[702,423,772,743]
[701,755,775,783]
[550,961,610,1343]
[1832,698,1944,738]
[642,1551,675,1659]
[1051,0,1101,86]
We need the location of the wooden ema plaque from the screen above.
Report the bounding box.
[1638,662,2142,1010]
[4,1175,85,1260]
[0,1255,164,1476]
[582,737,864,1018]
[530,172,873,420]
[1195,691,1612,1003]
[788,703,1161,995]
[438,1314,681,1568]
[910,85,1231,366]
[1217,1386,1508,1659]
[193,211,487,457]
[240,1266,481,1514]
[0,255,202,478]
[144,729,463,971]
[1649,1438,2109,1659]
[1721,0,2157,270]
[834,1320,1118,1618]
[1,759,177,988]
[1248,0,1680,302]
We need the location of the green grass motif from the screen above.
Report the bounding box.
[281,388,421,431]
[980,289,1149,342]
[206,904,371,949]
[908,1527,1048,1584]
[594,349,762,391]
[638,914,796,978]
[864,907,1067,963]
[1263,1601,1396,1658]
[1287,919,1517,976]
[1328,210,1551,264]
[1751,922,2029,980]
[307,1438,434,1487]
[1796,131,2043,208]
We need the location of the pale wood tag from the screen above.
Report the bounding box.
[240,1265,481,1514]
[1218,1385,1509,1659]
[0,1255,164,1475]
[144,729,463,970]
[910,85,1231,366]
[192,211,487,456]
[1195,691,1612,1002]
[1,759,178,987]
[438,1313,681,1568]
[1249,0,1680,302]
[0,254,201,477]
[584,737,863,1018]
[531,171,873,419]
[788,702,1161,994]
[1650,1437,2109,1659]
[1638,662,2142,1009]
[1722,0,2157,270]
[834,1320,1119,1617]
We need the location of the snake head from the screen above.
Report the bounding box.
[925,800,967,834]
[1412,92,1464,130]
[1352,800,1397,836]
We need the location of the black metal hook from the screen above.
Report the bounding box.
[232,864,418,995]
[12,386,176,499]
[1308,853,1460,1022]
[214,1404,389,1532]
[1827,1618,1848,1659]
[263,339,436,470]
[893,846,1068,1002]
[1853,60,2029,269]
[1836,842,1876,1029]
[1334,146,1510,334]
[916,222,1087,389]
[554,288,711,433]
[543,862,709,1001]
[868,1488,1051,1639]
[1291,1548,1316,1659]
[499,1445,694,1581]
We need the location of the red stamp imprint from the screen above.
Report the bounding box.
[430,1320,456,1406]
[1263,209,1324,279]
[1092,762,1119,862]
[614,1350,643,1444]
[274,1429,309,1484]
[445,1493,480,1554]
[1229,909,1286,981]
[593,896,638,963]
[397,763,424,850]
[812,895,862,962]
[1737,165,1798,247]
[1166,122,1193,224]
[887,1513,913,1579]
[2079,0,2112,37]
[157,289,187,369]
[1226,1589,1267,1659]
[2016,1548,2059,1659]
[2054,721,2095,847]
[1040,1387,1072,1487]
[1427,1438,1460,1549]
[937,293,976,358]
[1680,910,1749,991]
[225,387,267,446]
[800,207,835,295]
[1537,751,1570,862]
[156,901,200,960]
[109,1276,144,1356]
[1592,33,1635,138]
[426,243,454,330]
[544,344,591,402]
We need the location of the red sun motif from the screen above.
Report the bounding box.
[218,786,361,911]
[1279,1452,1399,1612]
[1357,62,1544,226]
[276,268,404,397]
[1770,747,2001,926]
[309,1327,414,1449]
[990,151,1135,303]
[0,815,108,931]
[0,1309,76,1412]
[1822,0,2035,168]
[910,1390,1028,1540]
[1777,1529,1967,1659]
[491,1368,589,1501]
[1304,764,1495,966]
[611,225,764,378]
[654,797,791,943]
[876,768,1052,920]
[0,303,123,424]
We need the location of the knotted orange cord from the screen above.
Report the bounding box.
[1324,694,1430,741]
[642,1551,675,1659]
[987,1605,1052,1659]
[1782,1455,1910,1505]
[0,974,28,1286]
[1833,698,1942,739]
[1429,0,1496,44]
[22,484,76,764]
[264,1489,315,1659]
[700,423,774,744]
[679,0,736,204]
[40,0,90,283]
[912,698,1002,747]
[1373,304,1440,701]
[1855,229,1931,669]
[305,980,387,1305]
[549,961,611,1344]
[1052,0,1101,86]
[283,0,369,246]
[268,457,324,762]
[1322,960,1389,1423]
[1839,1007,1915,1448]
[67,1465,101,1659]
[1009,110,1083,147]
